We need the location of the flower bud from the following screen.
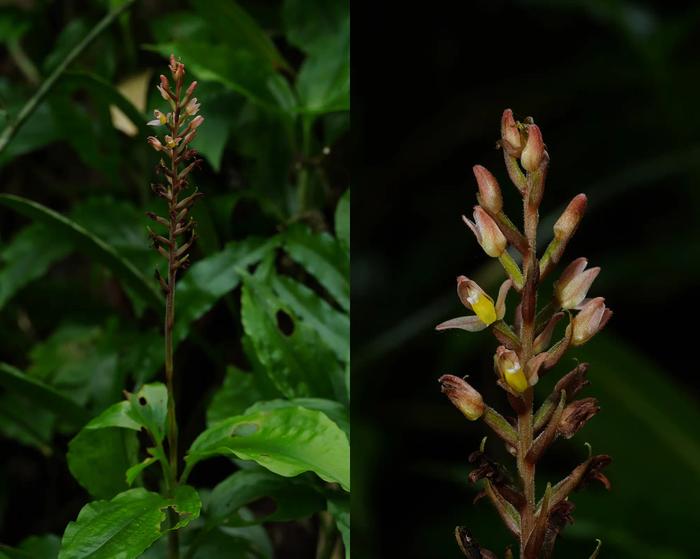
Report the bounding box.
[457,276,497,326]
[555,257,601,309]
[463,207,507,257]
[520,124,545,172]
[571,297,612,346]
[472,165,503,213]
[189,115,204,130]
[501,109,522,155]
[554,194,587,241]
[147,136,163,151]
[186,81,198,97]
[495,346,528,393]
[439,374,484,421]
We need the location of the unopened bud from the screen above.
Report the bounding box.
[472,165,503,213]
[558,398,600,438]
[571,297,612,346]
[186,81,198,97]
[189,115,204,130]
[553,193,587,241]
[521,124,545,172]
[147,136,163,151]
[456,276,497,326]
[555,257,601,309]
[463,207,507,257]
[501,109,522,155]
[439,374,484,421]
[495,346,528,393]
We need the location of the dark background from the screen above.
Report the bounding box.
[353,1,700,557]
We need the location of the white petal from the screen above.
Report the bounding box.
[147,119,162,126]
[435,315,487,332]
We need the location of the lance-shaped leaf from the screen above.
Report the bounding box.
[527,391,566,463]
[484,479,521,537]
[184,406,350,491]
[58,486,201,559]
[0,194,163,311]
[524,483,552,558]
[245,398,349,438]
[283,223,349,311]
[0,362,89,428]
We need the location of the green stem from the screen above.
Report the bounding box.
[0,0,137,154]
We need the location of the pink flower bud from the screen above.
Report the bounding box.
[463,207,507,257]
[189,115,204,129]
[501,109,522,155]
[147,136,163,151]
[520,124,545,172]
[472,165,503,213]
[555,257,601,310]
[186,81,198,97]
[438,374,484,421]
[553,194,587,241]
[571,297,612,346]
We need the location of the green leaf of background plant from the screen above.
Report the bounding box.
[190,0,291,73]
[283,223,349,311]
[206,366,269,426]
[58,487,201,559]
[270,273,349,362]
[335,189,350,253]
[246,398,349,438]
[174,236,279,343]
[240,272,339,399]
[328,494,350,559]
[185,406,350,491]
[205,468,325,527]
[0,194,163,311]
[67,427,138,499]
[0,363,89,428]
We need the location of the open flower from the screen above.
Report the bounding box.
[570,297,612,345]
[463,206,507,257]
[147,110,168,127]
[436,277,511,332]
[555,257,600,309]
[494,346,528,393]
[439,375,484,421]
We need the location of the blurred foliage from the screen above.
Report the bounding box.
[354,0,700,558]
[0,0,348,557]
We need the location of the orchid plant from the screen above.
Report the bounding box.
[437,110,612,559]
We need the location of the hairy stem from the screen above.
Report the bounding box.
[519,180,540,558]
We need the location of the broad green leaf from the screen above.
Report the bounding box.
[83,401,141,431]
[185,406,350,491]
[0,362,89,427]
[0,194,162,311]
[240,273,338,399]
[126,383,168,443]
[328,495,350,559]
[190,0,291,72]
[188,526,272,559]
[283,223,349,311]
[206,468,324,526]
[0,223,71,310]
[270,273,349,362]
[206,367,267,426]
[67,427,138,499]
[283,0,348,56]
[59,487,201,559]
[174,236,279,343]
[246,398,349,438]
[335,189,350,253]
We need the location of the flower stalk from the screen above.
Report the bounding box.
[146,54,203,559]
[437,110,611,559]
